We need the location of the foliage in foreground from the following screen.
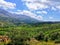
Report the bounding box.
[0,22,60,45]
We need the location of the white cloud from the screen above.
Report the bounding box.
[22,0,60,10]
[56,5,60,9]
[11,10,43,21]
[49,17,53,19]
[26,3,48,10]
[37,11,47,14]
[51,7,56,11]
[22,0,48,10]
[0,0,16,9]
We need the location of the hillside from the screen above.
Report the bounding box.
[0,9,60,45]
[0,22,60,45]
[0,9,40,24]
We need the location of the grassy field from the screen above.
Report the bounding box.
[0,23,60,45]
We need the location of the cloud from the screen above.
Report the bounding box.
[49,17,53,19]
[46,0,60,10]
[11,10,43,21]
[37,11,47,14]
[0,0,16,9]
[22,0,60,10]
[22,0,48,10]
[49,0,60,2]
[51,7,57,11]
[26,3,48,10]
[56,5,60,9]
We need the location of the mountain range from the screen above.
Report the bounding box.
[0,8,60,26]
[0,8,40,25]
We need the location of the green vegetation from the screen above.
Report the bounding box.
[0,22,60,45]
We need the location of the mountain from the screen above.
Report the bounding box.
[0,9,40,25]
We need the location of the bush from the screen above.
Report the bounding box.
[35,32,45,41]
[49,32,60,40]
[55,40,60,43]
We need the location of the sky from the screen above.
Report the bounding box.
[0,0,60,21]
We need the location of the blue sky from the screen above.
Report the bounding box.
[0,0,60,21]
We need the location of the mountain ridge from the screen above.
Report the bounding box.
[0,8,41,24]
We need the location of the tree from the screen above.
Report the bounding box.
[49,32,60,40]
[7,29,30,45]
[35,32,45,41]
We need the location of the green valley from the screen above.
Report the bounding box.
[0,22,60,45]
